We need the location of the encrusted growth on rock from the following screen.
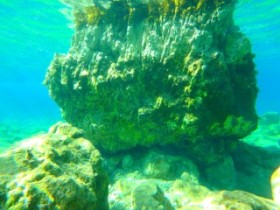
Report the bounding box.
[45,0,257,162]
[0,123,109,210]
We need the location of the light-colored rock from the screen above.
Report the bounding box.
[0,123,108,210]
[106,143,280,208]
[169,180,280,210]
[109,174,174,210]
[132,182,173,210]
[105,148,200,184]
[109,175,280,210]
[143,150,199,182]
[210,190,280,210]
[271,166,280,205]
[168,180,210,209]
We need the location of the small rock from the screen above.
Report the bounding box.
[132,182,173,210]
[143,150,199,181]
[211,190,279,210]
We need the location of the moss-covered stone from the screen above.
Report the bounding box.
[0,123,109,210]
[45,0,257,160]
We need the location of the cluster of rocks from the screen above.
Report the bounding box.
[106,142,280,209]
[0,123,280,209]
[1,0,280,209]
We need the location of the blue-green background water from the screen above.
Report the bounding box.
[0,0,279,144]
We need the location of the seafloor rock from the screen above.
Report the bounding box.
[0,123,109,210]
[105,143,280,209]
[169,180,280,210]
[109,176,280,210]
[206,190,279,210]
[45,0,258,158]
[271,166,280,205]
[105,148,200,184]
[132,182,173,210]
[143,150,199,182]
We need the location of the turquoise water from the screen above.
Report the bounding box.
[235,0,280,114]
[0,0,73,146]
[0,0,279,145]
[0,0,72,119]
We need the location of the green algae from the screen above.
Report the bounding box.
[45,0,258,164]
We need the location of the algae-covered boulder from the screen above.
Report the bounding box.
[0,123,109,210]
[45,0,258,154]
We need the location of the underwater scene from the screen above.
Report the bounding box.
[0,0,280,209]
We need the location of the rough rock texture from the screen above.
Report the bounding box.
[143,150,200,181]
[132,182,173,210]
[106,145,280,209]
[45,0,258,160]
[208,190,279,210]
[109,175,280,210]
[169,181,280,210]
[105,148,200,184]
[0,123,109,210]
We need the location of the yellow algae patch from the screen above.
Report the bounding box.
[73,6,104,28]
[85,6,103,25]
[196,0,206,10]
[188,59,202,76]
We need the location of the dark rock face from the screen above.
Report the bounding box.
[45,0,258,155]
[231,142,280,198]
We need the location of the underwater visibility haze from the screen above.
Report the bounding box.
[0,0,73,145]
[0,0,280,209]
[0,0,278,146]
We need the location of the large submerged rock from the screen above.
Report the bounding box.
[45,0,258,157]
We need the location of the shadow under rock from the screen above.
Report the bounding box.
[231,141,280,198]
